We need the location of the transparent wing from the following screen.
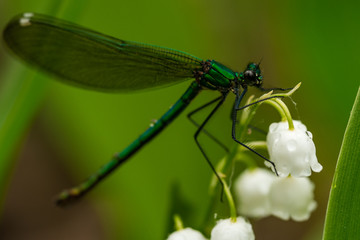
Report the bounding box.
[3,13,203,92]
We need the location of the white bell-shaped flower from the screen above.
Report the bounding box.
[269,176,317,221]
[167,228,207,240]
[234,168,276,218]
[211,217,255,240]
[266,120,322,177]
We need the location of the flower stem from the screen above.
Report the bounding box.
[174,214,184,231]
[221,178,237,222]
[273,98,294,130]
[263,100,287,121]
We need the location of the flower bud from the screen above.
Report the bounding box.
[269,176,317,221]
[211,217,255,240]
[167,228,207,240]
[234,168,276,218]
[266,120,322,177]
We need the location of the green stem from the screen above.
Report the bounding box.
[203,82,301,230]
[263,100,286,121]
[209,156,227,194]
[235,141,267,169]
[239,95,255,127]
[221,179,237,222]
[239,141,267,151]
[174,214,184,231]
[273,98,294,130]
[269,82,302,98]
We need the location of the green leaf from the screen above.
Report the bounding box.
[0,67,46,208]
[0,0,88,210]
[323,87,360,239]
[164,183,194,238]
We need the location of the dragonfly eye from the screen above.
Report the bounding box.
[244,70,256,79]
[241,62,263,87]
[244,70,256,80]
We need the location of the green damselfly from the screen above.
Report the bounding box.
[3,13,287,205]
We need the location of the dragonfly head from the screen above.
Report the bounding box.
[239,62,263,87]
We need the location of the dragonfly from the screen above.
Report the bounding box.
[3,13,287,206]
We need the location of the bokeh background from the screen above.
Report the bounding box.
[0,0,359,239]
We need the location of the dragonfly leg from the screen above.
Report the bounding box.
[193,93,228,197]
[259,86,293,91]
[230,94,268,136]
[232,89,279,176]
[235,95,285,111]
[187,96,229,153]
[230,102,269,137]
[247,124,267,135]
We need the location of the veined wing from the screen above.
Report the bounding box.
[3,13,203,92]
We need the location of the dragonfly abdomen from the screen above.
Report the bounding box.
[138,82,201,143]
[56,81,202,205]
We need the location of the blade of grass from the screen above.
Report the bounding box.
[0,66,46,208]
[322,87,360,239]
[0,0,90,209]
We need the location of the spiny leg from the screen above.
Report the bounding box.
[194,93,227,197]
[230,101,267,136]
[259,86,293,91]
[248,124,267,135]
[235,95,285,111]
[231,87,280,175]
[236,95,288,139]
[188,96,229,153]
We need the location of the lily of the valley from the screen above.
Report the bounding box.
[234,168,317,221]
[266,120,322,177]
[234,168,275,218]
[167,228,207,240]
[211,217,255,240]
[269,176,317,221]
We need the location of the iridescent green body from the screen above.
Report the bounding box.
[3,13,265,205]
[199,60,236,90]
[57,63,237,204]
[69,81,202,199]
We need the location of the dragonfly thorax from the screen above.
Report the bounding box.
[196,60,236,91]
[195,61,263,92]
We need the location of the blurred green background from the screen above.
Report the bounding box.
[0,0,359,239]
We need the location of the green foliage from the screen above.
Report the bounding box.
[0,68,46,208]
[323,87,360,240]
[0,0,87,211]
[164,184,194,238]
